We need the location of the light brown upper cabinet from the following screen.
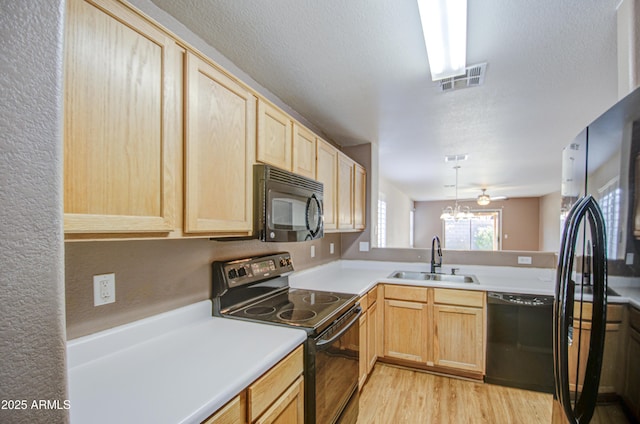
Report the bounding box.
[63,0,180,234]
[256,99,292,171]
[337,152,355,230]
[256,99,316,179]
[316,139,338,231]
[354,163,366,230]
[184,52,256,235]
[292,123,316,179]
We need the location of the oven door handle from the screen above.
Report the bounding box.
[316,306,362,348]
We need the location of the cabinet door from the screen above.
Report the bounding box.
[292,123,316,179]
[432,304,484,372]
[203,394,246,424]
[337,152,355,230]
[316,140,338,231]
[257,100,292,171]
[367,300,378,373]
[64,0,178,234]
[624,328,640,420]
[354,163,366,230]
[359,311,368,390]
[254,376,304,424]
[184,52,255,234]
[248,346,303,422]
[568,321,622,394]
[383,299,428,363]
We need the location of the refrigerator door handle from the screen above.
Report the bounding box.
[554,195,608,424]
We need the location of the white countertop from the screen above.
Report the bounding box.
[67,260,640,424]
[67,301,306,424]
[289,260,640,307]
[289,260,557,296]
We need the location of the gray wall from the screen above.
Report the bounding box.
[66,235,341,339]
[0,1,68,423]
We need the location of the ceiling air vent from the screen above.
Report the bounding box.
[438,63,487,92]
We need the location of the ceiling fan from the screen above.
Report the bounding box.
[475,188,507,205]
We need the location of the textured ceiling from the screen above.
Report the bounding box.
[151,0,620,201]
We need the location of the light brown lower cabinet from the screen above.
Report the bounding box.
[203,394,246,424]
[358,309,368,389]
[358,286,379,390]
[202,345,303,424]
[623,307,640,421]
[253,376,304,424]
[366,299,378,374]
[383,298,429,363]
[432,304,484,373]
[380,284,486,379]
[568,303,623,394]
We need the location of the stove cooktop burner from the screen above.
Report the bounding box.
[244,306,277,316]
[302,293,340,305]
[277,309,317,322]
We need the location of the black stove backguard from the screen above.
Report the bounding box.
[212,252,294,314]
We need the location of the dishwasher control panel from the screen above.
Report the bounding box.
[487,292,554,306]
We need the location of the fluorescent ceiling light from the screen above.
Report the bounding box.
[417,0,467,81]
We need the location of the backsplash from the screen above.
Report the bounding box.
[65,234,341,339]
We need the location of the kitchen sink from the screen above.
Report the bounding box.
[388,271,479,284]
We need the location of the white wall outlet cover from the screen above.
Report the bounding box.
[517,256,532,265]
[93,273,116,306]
[626,253,634,265]
[330,243,335,254]
[310,245,316,258]
[359,242,370,252]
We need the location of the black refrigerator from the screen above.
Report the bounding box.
[554,86,640,423]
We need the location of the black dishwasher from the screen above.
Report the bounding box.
[485,292,555,393]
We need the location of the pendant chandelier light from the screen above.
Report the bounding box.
[440,165,473,220]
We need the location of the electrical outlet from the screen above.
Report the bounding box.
[626,253,634,265]
[93,273,116,306]
[359,242,370,252]
[517,256,532,265]
[310,245,316,258]
[330,243,335,255]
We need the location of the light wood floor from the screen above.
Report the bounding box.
[357,364,631,424]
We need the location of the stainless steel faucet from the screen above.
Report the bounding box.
[431,236,442,274]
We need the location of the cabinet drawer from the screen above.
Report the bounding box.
[359,293,369,311]
[433,288,484,308]
[248,345,303,422]
[572,302,624,322]
[384,284,428,302]
[630,306,640,332]
[367,286,378,305]
[203,393,245,424]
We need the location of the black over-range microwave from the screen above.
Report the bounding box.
[254,164,324,242]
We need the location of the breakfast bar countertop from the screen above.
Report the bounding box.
[289,260,640,307]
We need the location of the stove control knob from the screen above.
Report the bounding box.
[238,267,247,277]
[286,258,292,266]
[279,258,287,267]
[227,268,238,279]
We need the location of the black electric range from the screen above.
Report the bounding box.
[212,252,358,334]
[211,252,361,424]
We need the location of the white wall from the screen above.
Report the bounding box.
[0,1,68,423]
[539,191,562,252]
[617,0,640,98]
[379,177,414,248]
